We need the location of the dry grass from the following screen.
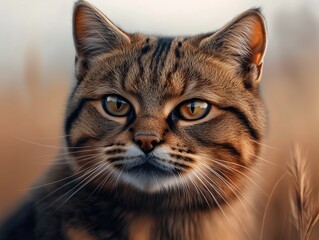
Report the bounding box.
[288,144,319,240]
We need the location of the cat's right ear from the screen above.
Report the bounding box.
[199,9,267,87]
[73,0,130,80]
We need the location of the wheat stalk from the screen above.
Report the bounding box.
[288,143,319,240]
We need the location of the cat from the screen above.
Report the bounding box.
[0,0,267,239]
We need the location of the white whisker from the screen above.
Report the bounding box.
[57,164,106,207]
[40,165,98,203]
[29,153,105,190]
[199,161,260,216]
[259,172,288,240]
[15,137,103,150]
[196,154,267,196]
[196,166,253,240]
[196,152,264,179]
[249,139,282,151]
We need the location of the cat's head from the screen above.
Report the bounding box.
[65,0,267,209]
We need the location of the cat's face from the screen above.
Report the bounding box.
[65,1,267,208]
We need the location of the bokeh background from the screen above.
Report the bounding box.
[1,0,319,238]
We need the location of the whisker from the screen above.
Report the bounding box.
[28,143,124,162]
[199,161,261,216]
[23,134,72,140]
[187,174,210,210]
[196,166,253,240]
[192,169,234,234]
[196,153,264,180]
[57,163,106,207]
[29,153,105,189]
[114,166,125,197]
[249,139,282,151]
[15,137,104,150]
[259,172,288,240]
[251,153,283,168]
[46,148,103,157]
[177,172,192,211]
[89,166,114,197]
[31,152,104,165]
[37,156,105,202]
[48,163,105,208]
[192,170,226,216]
[208,157,267,196]
[196,154,267,189]
[30,167,88,190]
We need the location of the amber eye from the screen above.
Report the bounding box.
[178,100,210,120]
[102,95,131,117]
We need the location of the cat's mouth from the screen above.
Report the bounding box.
[116,156,180,192]
[123,157,172,176]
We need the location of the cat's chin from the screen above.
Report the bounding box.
[118,164,181,193]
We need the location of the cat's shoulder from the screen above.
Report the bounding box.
[0,199,36,240]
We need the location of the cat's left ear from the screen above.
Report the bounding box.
[73,1,130,80]
[199,8,267,86]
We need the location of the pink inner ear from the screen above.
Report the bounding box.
[249,18,266,65]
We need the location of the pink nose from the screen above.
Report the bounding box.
[134,133,161,154]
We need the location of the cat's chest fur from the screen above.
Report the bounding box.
[48,205,251,240]
[35,167,254,240]
[60,202,253,240]
[127,209,253,240]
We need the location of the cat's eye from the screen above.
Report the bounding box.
[178,100,210,121]
[102,95,131,117]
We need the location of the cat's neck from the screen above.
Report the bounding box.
[37,159,257,240]
[128,198,255,240]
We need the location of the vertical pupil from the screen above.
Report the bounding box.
[190,103,195,114]
[116,99,122,109]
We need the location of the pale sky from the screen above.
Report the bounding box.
[0,0,318,87]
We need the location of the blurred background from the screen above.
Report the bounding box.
[1,0,319,238]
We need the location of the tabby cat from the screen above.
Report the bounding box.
[0,1,267,239]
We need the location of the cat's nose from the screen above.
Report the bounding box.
[134,133,161,154]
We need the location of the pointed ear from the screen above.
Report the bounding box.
[73,1,130,80]
[199,9,267,84]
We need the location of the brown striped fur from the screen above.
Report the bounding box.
[0,1,267,239]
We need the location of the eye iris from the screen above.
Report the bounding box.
[180,100,209,120]
[104,95,130,116]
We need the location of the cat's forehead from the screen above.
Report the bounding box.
[82,35,239,107]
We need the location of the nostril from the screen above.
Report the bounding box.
[136,139,143,147]
[151,139,159,147]
[134,133,161,153]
